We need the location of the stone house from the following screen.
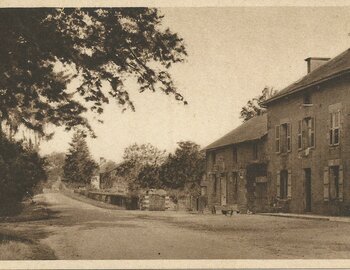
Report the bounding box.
[262,48,350,215]
[203,114,269,213]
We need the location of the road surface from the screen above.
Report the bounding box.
[2,192,350,259]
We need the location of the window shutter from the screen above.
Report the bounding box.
[328,113,332,145]
[287,123,292,152]
[287,170,292,199]
[339,165,344,202]
[339,110,342,143]
[312,117,315,147]
[323,167,329,202]
[276,171,280,199]
[275,125,280,153]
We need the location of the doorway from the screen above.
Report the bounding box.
[304,168,312,212]
[220,175,227,206]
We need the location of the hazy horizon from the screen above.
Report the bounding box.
[39,6,350,162]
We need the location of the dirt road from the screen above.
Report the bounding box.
[2,192,350,259]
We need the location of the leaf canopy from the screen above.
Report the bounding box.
[0,8,187,138]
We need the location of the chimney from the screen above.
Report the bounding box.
[305,57,330,74]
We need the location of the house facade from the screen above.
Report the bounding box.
[263,49,350,215]
[203,114,270,213]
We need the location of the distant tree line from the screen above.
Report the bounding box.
[47,135,205,194]
[102,141,205,194]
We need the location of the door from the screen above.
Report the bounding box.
[305,168,312,212]
[220,176,227,206]
[255,182,268,212]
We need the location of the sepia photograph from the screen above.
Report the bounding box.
[2,1,350,268]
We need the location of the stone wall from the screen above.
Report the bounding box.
[267,75,350,215]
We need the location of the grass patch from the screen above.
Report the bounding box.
[0,231,56,260]
[0,241,32,260]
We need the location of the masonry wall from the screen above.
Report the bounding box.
[267,75,350,215]
[205,138,269,213]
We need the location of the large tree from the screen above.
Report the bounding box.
[115,143,166,190]
[160,141,205,191]
[0,8,187,138]
[63,130,98,184]
[240,87,277,122]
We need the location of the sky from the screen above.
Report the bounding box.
[40,6,350,163]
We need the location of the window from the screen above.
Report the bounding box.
[201,186,207,196]
[330,111,340,146]
[303,93,312,104]
[212,152,216,165]
[287,124,291,152]
[232,172,238,203]
[253,143,258,160]
[329,166,340,199]
[298,120,302,150]
[232,147,238,163]
[278,123,291,153]
[275,125,280,153]
[213,175,217,194]
[304,117,315,148]
[324,164,343,202]
[280,170,288,199]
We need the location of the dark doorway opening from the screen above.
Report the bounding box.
[304,168,312,212]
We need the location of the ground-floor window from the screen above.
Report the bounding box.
[213,174,217,194]
[329,166,340,200]
[201,186,207,196]
[324,164,343,202]
[280,170,288,199]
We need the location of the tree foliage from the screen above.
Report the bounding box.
[44,152,65,184]
[63,130,98,184]
[160,141,205,190]
[0,8,187,138]
[119,143,166,190]
[0,133,46,209]
[109,141,205,192]
[240,87,277,122]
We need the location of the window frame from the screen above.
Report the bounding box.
[304,117,315,149]
[278,122,291,153]
[280,170,288,199]
[297,120,302,150]
[232,146,238,163]
[330,111,340,146]
[303,93,312,105]
[275,125,280,153]
[286,123,291,152]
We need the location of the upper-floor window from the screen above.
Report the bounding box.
[232,147,238,163]
[276,123,291,153]
[211,152,216,165]
[297,120,302,150]
[330,111,340,146]
[303,93,312,105]
[304,117,315,148]
[253,143,258,160]
[275,125,280,153]
[297,117,315,150]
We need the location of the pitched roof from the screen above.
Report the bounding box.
[204,114,267,151]
[263,48,350,105]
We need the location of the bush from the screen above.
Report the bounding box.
[0,134,46,213]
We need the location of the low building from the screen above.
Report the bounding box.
[203,114,269,213]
